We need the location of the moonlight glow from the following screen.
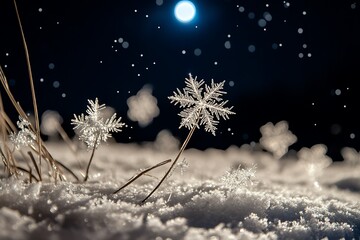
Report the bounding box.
[174,1,196,23]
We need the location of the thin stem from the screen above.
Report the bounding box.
[141,124,197,203]
[13,0,42,178]
[84,134,100,182]
[113,159,172,194]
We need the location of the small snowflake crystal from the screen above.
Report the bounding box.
[168,73,235,135]
[71,98,124,149]
[221,164,257,192]
[9,116,36,150]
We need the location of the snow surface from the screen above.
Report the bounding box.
[1,141,360,240]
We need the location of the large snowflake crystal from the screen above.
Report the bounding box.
[168,74,235,135]
[71,98,124,149]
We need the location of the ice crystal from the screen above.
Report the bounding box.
[168,74,235,135]
[71,98,124,149]
[259,120,297,159]
[221,164,257,192]
[298,144,332,188]
[9,116,36,150]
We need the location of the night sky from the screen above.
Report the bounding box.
[0,0,359,160]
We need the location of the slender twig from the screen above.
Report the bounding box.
[13,0,42,178]
[141,123,197,203]
[84,133,100,182]
[113,159,172,194]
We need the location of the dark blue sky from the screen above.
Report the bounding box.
[0,0,359,160]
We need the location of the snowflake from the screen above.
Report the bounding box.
[71,98,125,149]
[221,164,257,192]
[168,73,235,135]
[298,144,332,187]
[9,116,36,150]
[259,120,297,158]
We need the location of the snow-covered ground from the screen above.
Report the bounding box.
[1,140,360,240]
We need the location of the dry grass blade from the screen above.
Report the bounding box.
[13,0,42,179]
[113,159,172,194]
[27,151,42,181]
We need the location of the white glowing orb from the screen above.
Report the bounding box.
[174,1,196,23]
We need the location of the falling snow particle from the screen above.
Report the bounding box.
[134,9,137,13]
[40,78,44,82]
[239,6,245,13]
[182,50,186,54]
[298,53,304,58]
[350,3,356,9]
[118,38,124,43]
[335,89,341,96]
[227,34,231,38]
[122,42,129,49]
[61,93,66,98]
[303,44,307,48]
[248,45,256,53]
[350,133,355,139]
[156,0,163,6]
[229,81,234,87]
[263,12,272,21]
[224,41,231,49]
[258,19,267,28]
[284,2,290,8]
[214,61,218,65]
[248,12,255,19]
[272,43,278,50]
[194,48,202,56]
[303,11,307,15]
[5,53,9,56]
[53,81,60,88]
[298,28,304,34]
[48,63,55,70]
[38,8,43,12]
[266,4,270,7]
[307,53,312,57]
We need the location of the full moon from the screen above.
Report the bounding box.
[174,1,196,23]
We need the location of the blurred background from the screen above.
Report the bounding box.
[0,0,359,160]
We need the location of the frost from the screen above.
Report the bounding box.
[168,73,235,135]
[71,98,124,150]
[221,164,256,192]
[9,116,36,150]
